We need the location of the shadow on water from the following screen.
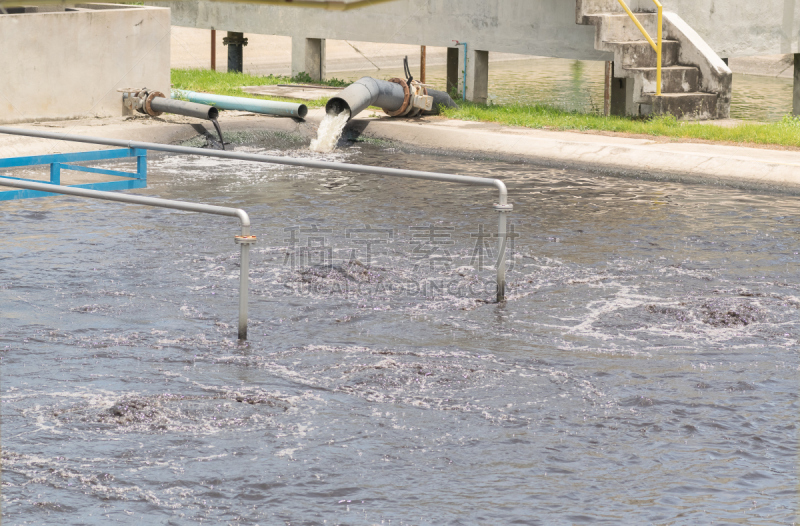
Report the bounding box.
[1,137,798,524]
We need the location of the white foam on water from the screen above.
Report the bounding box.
[309,111,350,153]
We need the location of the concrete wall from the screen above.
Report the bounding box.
[156,0,800,60]
[154,0,605,60]
[0,4,170,124]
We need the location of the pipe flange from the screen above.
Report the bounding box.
[494,203,513,213]
[235,235,257,245]
[223,35,249,47]
[384,78,411,117]
[143,90,165,117]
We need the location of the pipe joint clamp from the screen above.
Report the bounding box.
[223,35,249,47]
[120,88,164,117]
[235,235,257,245]
[494,203,513,213]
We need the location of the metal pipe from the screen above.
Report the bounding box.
[326,77,406,118]
[0,127,505,203]
[326,77,457,120]
[150,98,219,121]
[172,89,308,119]
[424,88,459,115]
[226,31,246,74]
[420,45,427,84]
[0,175,253,339]
[211,29,216,71]
[0,126,510,300]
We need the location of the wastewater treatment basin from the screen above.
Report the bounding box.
[1,136,798,524]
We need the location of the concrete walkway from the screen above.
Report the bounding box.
[1,109,799,192]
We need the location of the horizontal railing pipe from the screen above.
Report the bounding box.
[0,127,506,205]
[0,176,253,338]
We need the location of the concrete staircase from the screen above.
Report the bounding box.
[576,0,732,119]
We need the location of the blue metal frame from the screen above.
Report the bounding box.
[0,148,147,201]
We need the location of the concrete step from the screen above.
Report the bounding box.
[578,1,659,19]
[606,40,680,68]
[641,93,719,120]
[588,13,660,42]
[624,65,700,93]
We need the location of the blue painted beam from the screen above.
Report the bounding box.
[0,148,148,201]
[0,148,134,168]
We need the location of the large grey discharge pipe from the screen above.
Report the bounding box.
[326,77,457,119]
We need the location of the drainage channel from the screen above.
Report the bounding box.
[0,126,513,337]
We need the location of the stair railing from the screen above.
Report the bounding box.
[616,0,663,96]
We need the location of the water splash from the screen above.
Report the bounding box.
[309,110,350,153]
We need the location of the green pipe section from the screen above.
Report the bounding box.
[171,89,308,119]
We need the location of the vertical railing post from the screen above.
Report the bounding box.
[235,231,257,340]
[50,162,60,185]
[494,203,513,302]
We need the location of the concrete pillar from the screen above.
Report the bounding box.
[609,62,637,116]
[292,37,326,81]
[463,48,489,104]
[794,54,800,116]
[224,31,247,73]
[610,77,636,116]
[446,47,460,98]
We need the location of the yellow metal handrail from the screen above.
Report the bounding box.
[617,0,663,96]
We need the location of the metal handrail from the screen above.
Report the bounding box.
[0,175,255,340]
[616,0,663,96]
[0,126,513,305]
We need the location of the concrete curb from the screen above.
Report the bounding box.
[345,113,800,192]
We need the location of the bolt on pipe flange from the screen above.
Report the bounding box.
[494,203,513,213]
[234,235,257,245]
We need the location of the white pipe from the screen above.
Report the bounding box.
[0,176,253,339]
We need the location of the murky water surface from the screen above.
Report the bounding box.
[1,137,798,525]
[336,57,795,121]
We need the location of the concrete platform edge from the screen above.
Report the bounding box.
[347,116,800,194]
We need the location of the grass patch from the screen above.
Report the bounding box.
[171,68,350,108]
[441,102,800,148]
